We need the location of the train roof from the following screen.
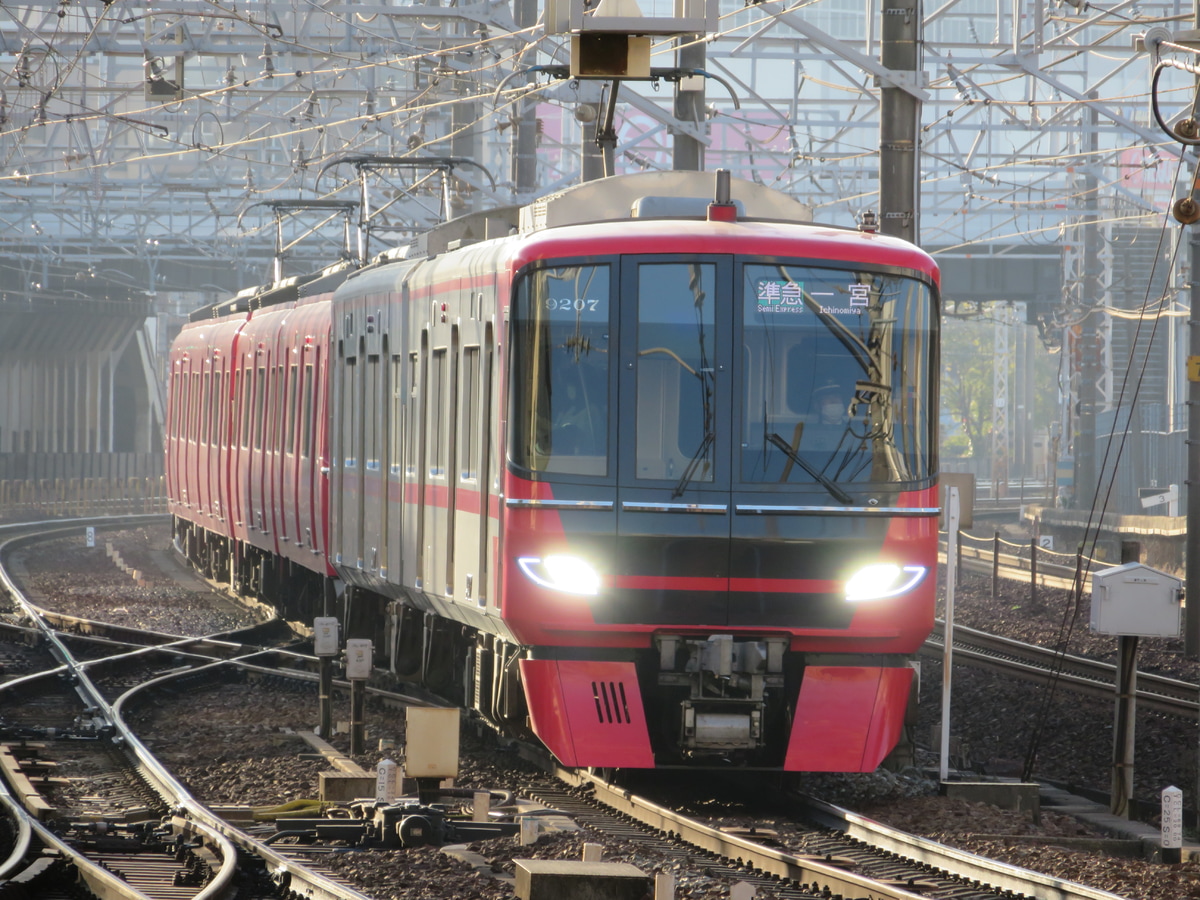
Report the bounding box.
[187,260,356,322]
[373,171,814,265]
[519,171,812,232]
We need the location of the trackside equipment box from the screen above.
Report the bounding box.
[1090,563,1182,638]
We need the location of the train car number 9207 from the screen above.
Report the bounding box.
[545,296,604,315]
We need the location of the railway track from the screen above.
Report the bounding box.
[0,519,376,900]
[934,532,1196,719]
[925,622,1197,717]
[0,517,1156,900]
[545,767,1134,900]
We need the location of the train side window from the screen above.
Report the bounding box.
[406,351,419,478]
[253,366,266,451]
[285,363,298,455]
[213,371,223,447]
[208,369,218,445]
[190,372,200,442]
[174,367,187,443]
[366,354,380,471]
[241,366,252,449]
[389,355,403,475]
[273,364,285,451]
[206,370,217,445]
[166,368,175,441]
[509,263,611,478]
[461,346,479,481]
[200,370,211,445]
[429,348,446,478]
[301,362,315,459]
[345,356,358,469]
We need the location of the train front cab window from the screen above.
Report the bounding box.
[509,264,611,478]
[509,257,936,494]
[738,263,935,488]
[633,261,718,485]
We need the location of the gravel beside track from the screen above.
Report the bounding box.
[10,520,1200,899]
[8,526,260,635]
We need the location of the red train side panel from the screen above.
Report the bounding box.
[520,659,655,768]
[785,666,914,772]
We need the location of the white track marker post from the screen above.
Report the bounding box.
[940,486,960,784]
[1162,785,1183,864]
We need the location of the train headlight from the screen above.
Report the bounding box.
[517,555,601,596]
[844,564,927,602]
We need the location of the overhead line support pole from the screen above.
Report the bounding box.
[879,0,921,244]
[1188,188,1200,659]
[1187,18,1200,658]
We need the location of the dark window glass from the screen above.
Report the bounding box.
[510,265,611,477]
[739,263,935,485]
[635,262,716,483]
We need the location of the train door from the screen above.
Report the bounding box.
[310,331,332,564]
[166,357,183,509]
[453,336,482,607]
[266,352,286,551]
[350,333,367,569]
[410,331,428,590]
[231,356,252,546]
[423,337,451,594]
[478,323,496,607]
[444,326,460,598]
[333,313,363,570]
[615,257,735,625]
[251,351,270,542]
[280,350,299,547]
[199,358,213,522]
[362,331,385,576]
[211,359,226,525]
[297,345,318,557]
[186,367,200,522]
[387,348,405,583]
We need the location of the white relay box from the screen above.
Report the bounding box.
[1090,563,1182,638]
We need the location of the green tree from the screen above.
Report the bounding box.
[940,313,1061,467]
[941,316,992,460]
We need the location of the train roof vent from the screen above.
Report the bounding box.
[632,195,745,219]
[521,171,810,233]
[298,260,356,299]
[410,205,521,258]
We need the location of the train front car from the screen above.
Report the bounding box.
[500,174,939,772]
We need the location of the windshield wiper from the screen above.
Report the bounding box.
[671,430,715,498]
[765,431,854,504]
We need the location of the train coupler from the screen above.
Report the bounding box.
[656,633,788,754]
[680,697,765,752]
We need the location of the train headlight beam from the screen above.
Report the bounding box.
[844,563,927,602]
[517,555,601,596]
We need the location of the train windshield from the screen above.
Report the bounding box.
[509,256,936,490]
[509,264,611,476]
[740,263,935,486]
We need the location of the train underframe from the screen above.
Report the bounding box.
[174,516,914,770]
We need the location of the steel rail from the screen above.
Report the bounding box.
[562,767,1136,900]
[0,523,372,900]
[925,622,1199,716]
[109,661,375,900]
[798,793,1135,900]
[553,766,931,900]
[0,762,32,885]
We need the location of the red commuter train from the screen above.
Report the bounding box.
[166,170,940,772]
